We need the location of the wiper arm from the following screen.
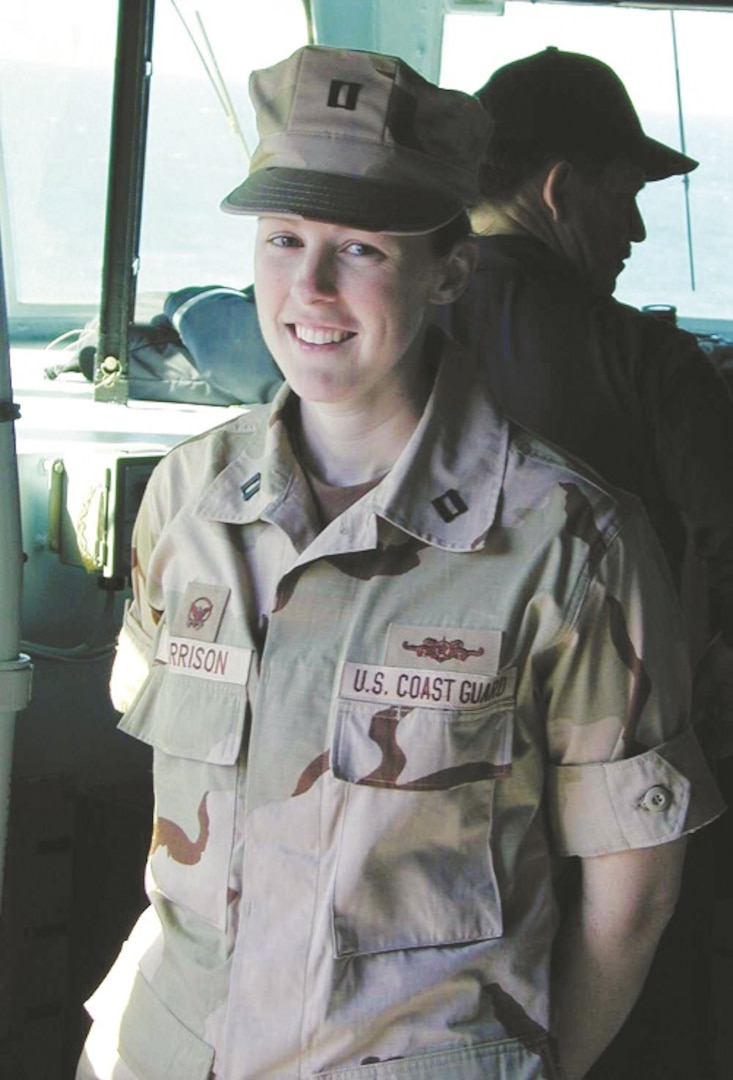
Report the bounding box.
[168,0,252,166]
[671,10,696,292]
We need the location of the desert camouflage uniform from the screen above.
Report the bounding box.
[77,338,722,1080]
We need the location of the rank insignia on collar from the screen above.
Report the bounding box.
[241,473,261,501]
[432,488,468,522]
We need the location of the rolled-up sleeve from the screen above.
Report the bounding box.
[549,727,723,856]
[541,498,725,857]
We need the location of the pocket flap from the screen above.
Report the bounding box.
[119,662,248,765]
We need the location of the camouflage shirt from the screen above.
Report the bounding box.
[80,338,723,1080]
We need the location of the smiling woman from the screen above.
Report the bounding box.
[74,40,722,1080]
[250,218,469,457]
[2,6,732,1080]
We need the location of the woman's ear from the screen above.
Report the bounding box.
[430,238,478,306]
[542,160,573,223]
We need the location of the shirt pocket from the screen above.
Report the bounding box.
[329,689,513,957]
[314,1034,557,1079]
[117,968,215,1080]
[119,662,249,931]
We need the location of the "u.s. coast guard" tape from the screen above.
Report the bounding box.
[339,662,516,712]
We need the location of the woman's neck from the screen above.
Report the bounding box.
[290,329,441,487]
[295,393,422,487]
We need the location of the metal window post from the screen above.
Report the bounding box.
[0,231,33,915]
[94,0,156,404]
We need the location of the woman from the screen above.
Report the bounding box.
[77,44,721,1080]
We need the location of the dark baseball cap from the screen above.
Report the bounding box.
[476,47,697,181]
[222,45,491,234]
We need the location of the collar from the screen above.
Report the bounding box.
[195,336,508,554]
[475,232,585,289]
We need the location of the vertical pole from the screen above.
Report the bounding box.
[0,233,33,913]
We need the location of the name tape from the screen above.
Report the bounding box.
[156,629,252,686]
[340,662,516,712]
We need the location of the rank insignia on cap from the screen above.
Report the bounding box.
[328,79,362,110]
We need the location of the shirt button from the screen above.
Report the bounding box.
[640,785,672,812]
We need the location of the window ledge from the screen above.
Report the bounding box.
[11,347,245,455]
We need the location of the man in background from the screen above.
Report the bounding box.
[446,47,733,1080]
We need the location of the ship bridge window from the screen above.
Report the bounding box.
[135,0,307,308]
[0,1,117,340]
[0,0,308,343]
[442,1,733,332]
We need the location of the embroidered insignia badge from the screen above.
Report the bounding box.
[171,582,231,643]
[402,636,484,664]
[187,596,214,631]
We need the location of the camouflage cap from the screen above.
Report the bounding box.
[222,45,491,234]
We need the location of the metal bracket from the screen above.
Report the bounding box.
[0,654,33,713]
[0,402,20,422]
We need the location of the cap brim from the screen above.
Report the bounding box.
[637,135,698,181]
[221,168,465,235]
